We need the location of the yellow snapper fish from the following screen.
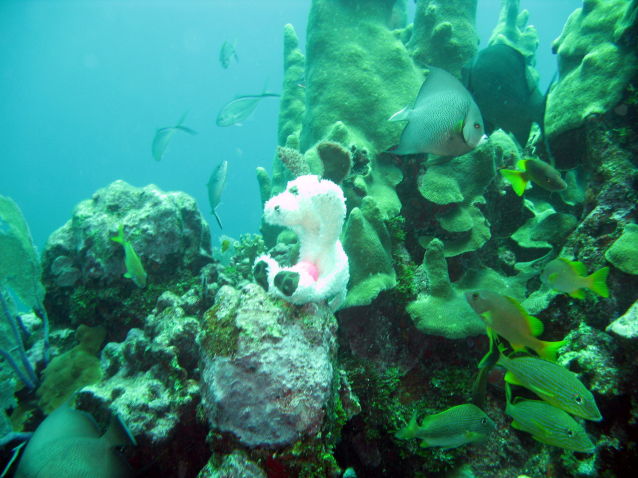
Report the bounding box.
[465,290,565,362]
[110,224,147,288]
[541,258,609,299]
[395,404,495,449]
[498,354,602,421]
[505,385,595,453]
[500,158,567,196]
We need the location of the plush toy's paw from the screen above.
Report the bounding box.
[274,270,300,297]
[253,260,270,291]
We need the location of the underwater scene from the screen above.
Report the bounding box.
[1,0,637,477]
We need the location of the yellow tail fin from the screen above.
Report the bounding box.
[588,267,610,298]
[500,169,528,196]
[539,339,566,362]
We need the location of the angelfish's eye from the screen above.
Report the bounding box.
[472,292,480,300]
[289,186,299,195]
[474,123,481,129]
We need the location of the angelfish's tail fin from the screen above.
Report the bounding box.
[213,210,223,230]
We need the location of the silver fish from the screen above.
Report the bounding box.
[152,113,196,161]
[216,93,280,127]
[219,40,238,69]
[389,66,486,156]
[207,159,228,229]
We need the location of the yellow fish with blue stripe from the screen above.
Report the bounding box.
[395,404,495,449]
[505,385,595,453]
[465,290,565,362]
[541,258,609,299]
[110,224,147,288]
[498,354,602,421]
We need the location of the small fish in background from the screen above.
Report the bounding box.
[541,258,609,299]
[388,66,486,157]
[500,158,567,196]
[111,224,147,288]
[505,385,595,453]
[466,44,545,146]
[13,404,136,478]
[216,91,280,127]
[395,404,495,449]
[498,354,602,421]
[219,40,238,69]
[152,112,197,162]
[465,290,565,362]
[207,159,228,229]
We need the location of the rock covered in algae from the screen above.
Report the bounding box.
[605,223,638,275]
[199,283,337,447]
[42,179,211,289]
[406,239,525,339]
[77,290,201,444]
[545,0,638,139]
[606,300,638,339]
[409,0,479,76]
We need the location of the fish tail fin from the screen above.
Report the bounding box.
[538,339,566,362]
[395,411,419,440]
[213,210,223,230]
[176,110,189,127]
[388,106,411,122]
[588,266,610,298]
[110,224,125,244]
[500,169,528,196]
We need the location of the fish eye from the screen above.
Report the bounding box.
[472,292,479,300]
[289,186,299,195]
[575,395,583,404]
[566,429,574,437]
[481,417,487,424]
[474,123,481,129]
[274,205,280,213]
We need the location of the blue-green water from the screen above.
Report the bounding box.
[1,0,578,250]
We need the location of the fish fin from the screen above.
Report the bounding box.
[388,106,411,122]
[516,159,528,170]
[538,340,565,362]
[547,272,559,283]
[176,111,189,127]
[455,119,464,133]
[500,169,528,196]
[395,412,419,440]
[511,343,527,354]
[480,311,494,326]
[174,125,197,135]
[510,420,524,431]
[504,370,524,386]
[213,210,223,229]
[103,414,136,447]
[124,272,132,279]
[110,224,125,244]
[526,315,544,337]
[569,289,586,299]
[588,267,610,298]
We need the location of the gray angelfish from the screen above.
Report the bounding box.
[219,40,238,69]
[207,159,228,229]
[216,92,280,127]
[389,66,486,157]
[14,404,136,478]
[152,112,197,162]
[467,44,545,146]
